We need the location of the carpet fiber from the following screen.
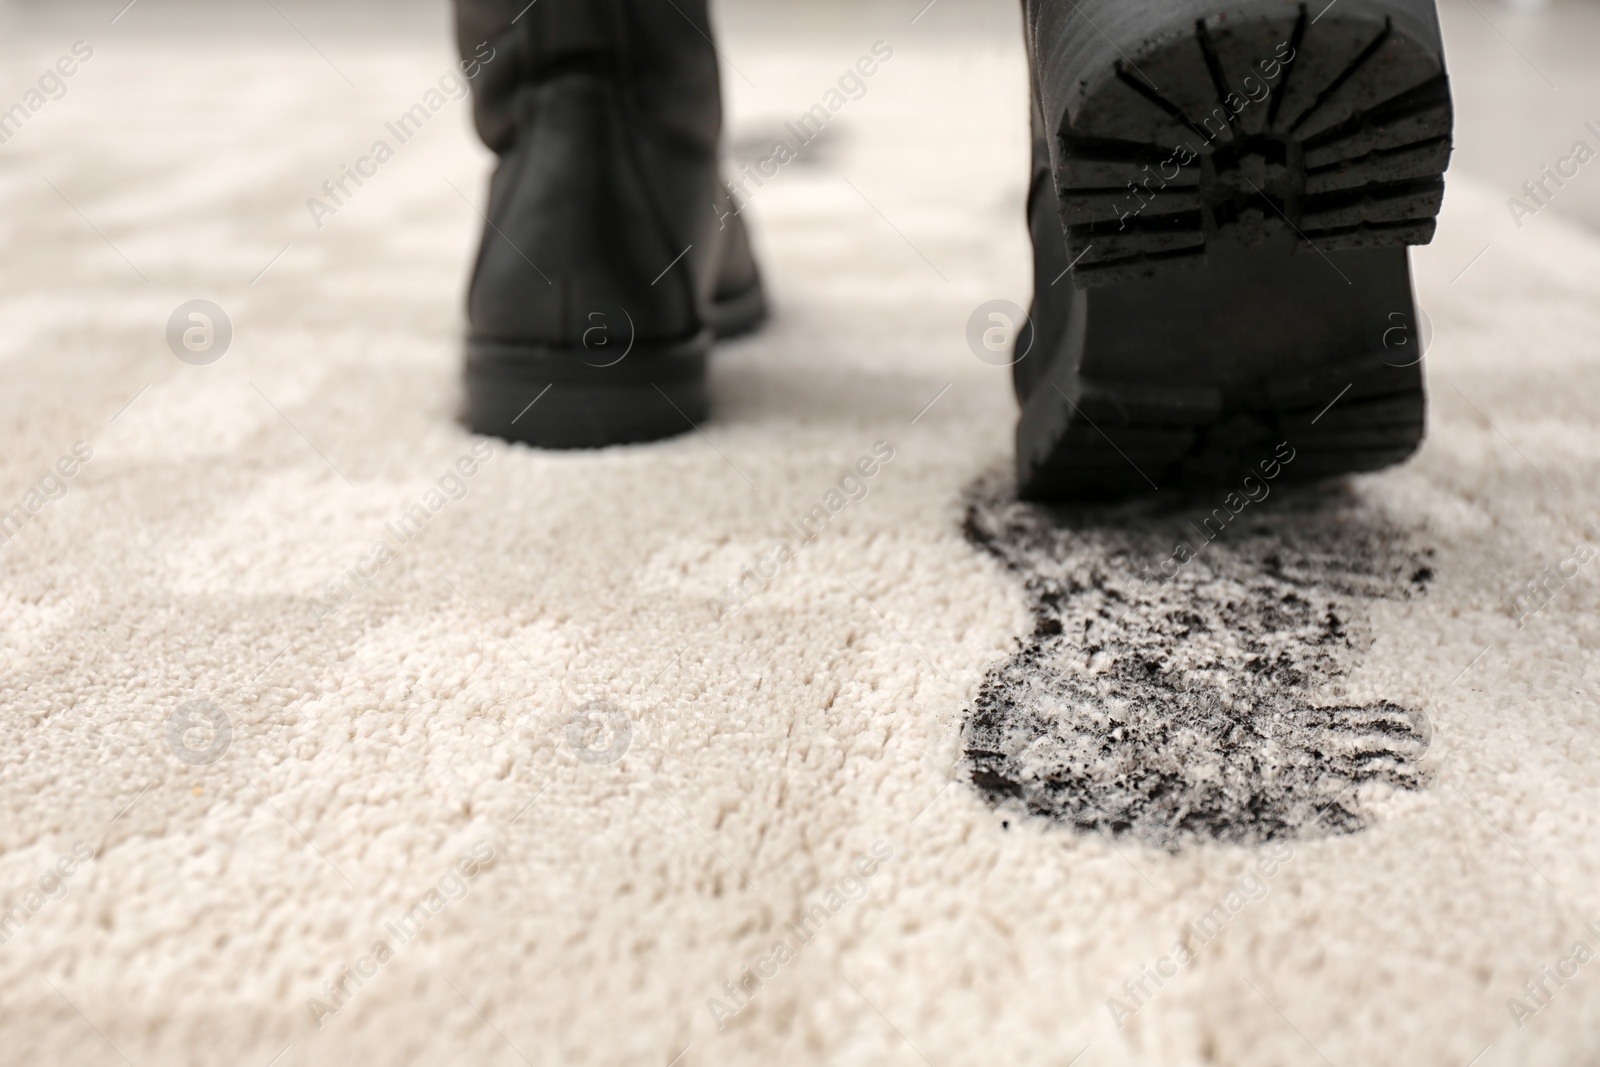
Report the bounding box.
[2,5,1599,1066]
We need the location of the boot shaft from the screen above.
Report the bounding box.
[454,0,723,157]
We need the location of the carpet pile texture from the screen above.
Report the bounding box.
[1,10,1598,1066]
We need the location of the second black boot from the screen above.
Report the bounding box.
[456,0,765,448]
[1015,0,1451,500]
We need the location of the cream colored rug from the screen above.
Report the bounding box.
[2,5,1599,1066]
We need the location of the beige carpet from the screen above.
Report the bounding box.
[2,3,1599,1065]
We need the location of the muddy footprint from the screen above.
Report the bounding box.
[961,470,1434,849]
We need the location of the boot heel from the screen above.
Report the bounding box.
[1017,243,1427,500]
[466,332,709,449]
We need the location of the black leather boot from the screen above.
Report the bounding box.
[455,0,764,448]
[1015,0,1451,500]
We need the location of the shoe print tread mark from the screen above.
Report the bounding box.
[960,472,1434,850]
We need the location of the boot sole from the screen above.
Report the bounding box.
[1050,0,1451,288]
[1019,0,1447,500]
[466,281,764,449]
